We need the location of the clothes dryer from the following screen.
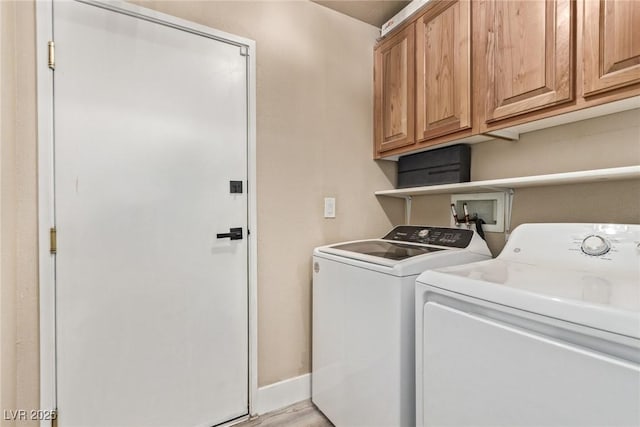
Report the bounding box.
[416,223,640,427]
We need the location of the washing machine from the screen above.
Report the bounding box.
[312,225,491,427]
[415,223,640,427]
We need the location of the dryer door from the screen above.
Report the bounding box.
[419,301,640,427]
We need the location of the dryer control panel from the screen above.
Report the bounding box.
[383,226,473,248]
[500,223,640,276]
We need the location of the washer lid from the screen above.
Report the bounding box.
[417,259,640,339]
[329,240,445,261]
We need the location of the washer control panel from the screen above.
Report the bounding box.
[383,226,473,248]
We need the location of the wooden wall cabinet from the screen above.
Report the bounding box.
[478,0,639,132]
[415,0,472,143]
[373,0,640,159]
[583,0,640,97]
[374,24,415,154]
[374,1,473,157]
[482,0,574,124]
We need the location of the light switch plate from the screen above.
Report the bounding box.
[324,197,336,218]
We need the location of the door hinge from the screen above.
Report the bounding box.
[50,227,57,254]
[51,409,58,427]
[239,45,249,56]
[48,41,55,70]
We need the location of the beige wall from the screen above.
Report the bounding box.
[1,1,40,426]
[0,1,18,421]
[411,109,640,256]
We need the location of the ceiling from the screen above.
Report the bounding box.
[312,1,411,28]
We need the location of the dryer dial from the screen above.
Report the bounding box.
[581,235,611,256]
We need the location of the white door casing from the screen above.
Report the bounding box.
[36,1,258,425]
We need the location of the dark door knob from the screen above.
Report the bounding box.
[216,227,243,240]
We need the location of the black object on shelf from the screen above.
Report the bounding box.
[397,144,471,188]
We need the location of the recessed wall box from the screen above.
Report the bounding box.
[397,144,470,188]
[451,192,505,232]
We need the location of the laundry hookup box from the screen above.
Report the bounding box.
[397,144,471,188]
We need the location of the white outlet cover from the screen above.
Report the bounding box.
[324,197,336,218]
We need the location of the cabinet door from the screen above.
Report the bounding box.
[416,0,471,141]
[583,0,640,97]
[483,0,574,123]
[374,24,415,154]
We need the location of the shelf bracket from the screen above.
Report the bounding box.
[483,129,520,141]
[404,196,412,225]
[504,188,515,241]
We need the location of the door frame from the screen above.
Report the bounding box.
[35,1,258,424]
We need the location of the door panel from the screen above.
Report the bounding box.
[374,24,415,154]
[54,2,248,426]
[583,0,640,96]
[416,0,471,141]
[483,0,574,122]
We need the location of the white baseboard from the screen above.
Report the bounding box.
[254,373,311,415]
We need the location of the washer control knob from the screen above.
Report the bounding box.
[581,235,610,256]
[418,229,429,238]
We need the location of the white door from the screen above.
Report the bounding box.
[53,2,249,426]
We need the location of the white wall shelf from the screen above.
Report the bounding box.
[375,165,640,198]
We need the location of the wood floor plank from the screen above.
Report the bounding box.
[235,400,333,427]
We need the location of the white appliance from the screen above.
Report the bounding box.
[416,223,640,427]
[312,226,491,427]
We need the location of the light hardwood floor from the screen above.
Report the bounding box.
[234,400,333,427]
